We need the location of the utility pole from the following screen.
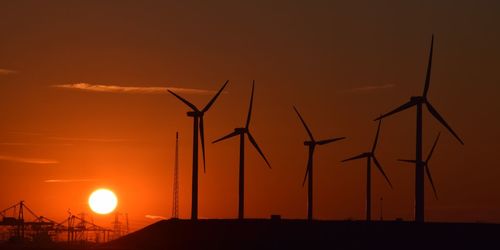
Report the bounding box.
[113,212,122,239]
[172,132,180,219]
[126,213,129,234]
[18,201,24,241]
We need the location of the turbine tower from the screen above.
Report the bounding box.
[172,132,179,219]
[375,35,463,222]
[293,106,345,221]
[398,132,441,200]
[169,80,229,220]
[341,120,393,221]
[212,81,271,220]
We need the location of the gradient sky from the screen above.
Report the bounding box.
[1,0,499,231]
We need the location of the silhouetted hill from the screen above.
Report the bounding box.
[103,219,500,250]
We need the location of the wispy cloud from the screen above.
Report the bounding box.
[6,131,127,144]
[52,83,217,95]
[341,84,396,93]
[0,155,59,165]
[48,136,128,143]
[7,131,47,137]
[44,179,99,183]
[145,214,167,220]
[0,69,17,75]
[0,142,73,147]
[145,215,167,220]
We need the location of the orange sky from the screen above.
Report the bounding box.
[1,1,499,230]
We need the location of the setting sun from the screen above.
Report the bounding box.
[88,189,118,215]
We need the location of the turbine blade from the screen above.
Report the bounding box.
[293,106,314,141]
[423,35,434,98]
[374,99,417,121]
[245,81,255,129]
[372,156,393,189]
[426,132,441,163]
[425,163,439,200]
[371,119,382,153]
[168,90,199,112]
[341,153,367,162]
[317,137,346,145]
[302,149,313,187]
[199,116,206,173]
[302,165,309,187]
[212,130,240,144]
[398,159,417,164]
[425,101,464,145]
[202,80,229,113]
[247,132,271,168]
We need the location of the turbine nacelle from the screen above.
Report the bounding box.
[399,159,424,164]
[169,80,230,174]
[168,80,229,220]
[410,96,425,103]
[342,120,393,189]
[234,127,247,133]
[294,105,345,200]
[398,132,441,200]
[212,82,271,169]
[361,152,372,158]
[376,36,463,145]
[187,111,201,117]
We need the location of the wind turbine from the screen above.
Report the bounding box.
[293,106,346,221]
[341,120,393,221]
[212,81,271,220]
[168,80,229,220]
[398,132,441,200]
[374,35,463,222]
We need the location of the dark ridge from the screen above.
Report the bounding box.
[103,219,500,250]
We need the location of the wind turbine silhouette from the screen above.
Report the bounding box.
[374,35,463,222]
[293,106,346,221]
[212,81,271,220]
[168,80,229,220]
[398,132,441,200]
[341,120,393,222]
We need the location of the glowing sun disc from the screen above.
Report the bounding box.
[88,189,118,214]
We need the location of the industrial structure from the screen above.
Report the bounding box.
[342,120,393,221]
[0,201,62,243]
[0,201,123,245]
[168,80,229,220]
[375,35,463,222]
[60,212,112,244]
[293,106,346,221]
[212,81,271,220]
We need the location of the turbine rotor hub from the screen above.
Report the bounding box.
[410,96,425,102]
[187,111,201,117]
[234,128,246,133]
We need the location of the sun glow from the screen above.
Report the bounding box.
[88,188,118,214]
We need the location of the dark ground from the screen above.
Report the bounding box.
[1,219,499,250]
[103,219,500,250]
